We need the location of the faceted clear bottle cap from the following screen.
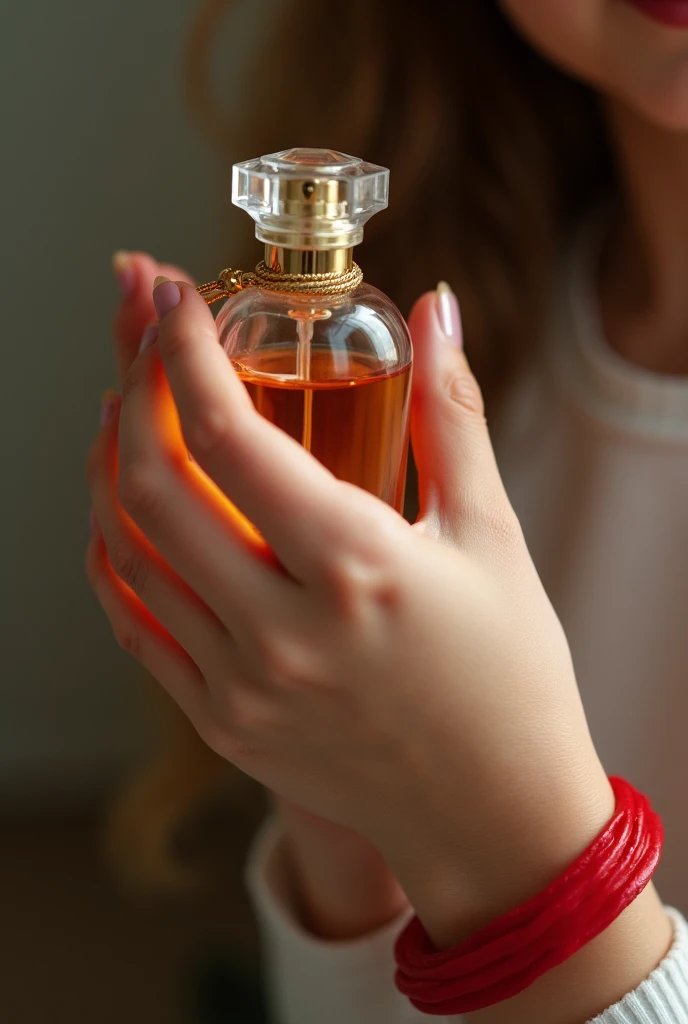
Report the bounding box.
[232,148,389,250]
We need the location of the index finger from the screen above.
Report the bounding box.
[153,281,363,584]
[113,251,194,381]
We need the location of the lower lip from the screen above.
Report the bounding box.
[621,0,688,27]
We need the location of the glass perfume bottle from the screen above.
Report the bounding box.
[198,149,412,512]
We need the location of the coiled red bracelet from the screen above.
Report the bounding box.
[394,777,663,1015]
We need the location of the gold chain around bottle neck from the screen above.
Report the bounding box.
[196,260,363,305]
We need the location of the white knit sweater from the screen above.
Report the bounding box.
[245,224,688,1023]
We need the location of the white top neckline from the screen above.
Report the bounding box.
[562,219,688,440]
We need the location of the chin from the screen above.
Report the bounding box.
[499,0,688,132]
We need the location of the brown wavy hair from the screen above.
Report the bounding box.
[108,0,616,887]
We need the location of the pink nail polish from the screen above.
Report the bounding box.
[139,323,158,353]
[113,251,136,299]
[153,276,181,320]
[435,281,463,349]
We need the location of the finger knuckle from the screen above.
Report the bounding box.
[109,537,149,594]
[321,540,396,616]
[323,556,383,620]
[117,462,162,523]
[445,365,485,420]
[114,625,143,661]
[321,551,357,601]
[158,324,188,364]
[252,630,318,690]
[185,406,232,459]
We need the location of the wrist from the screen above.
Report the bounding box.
[462,885,672,1024]
[384,757,615,950]
[392,768,671,1023]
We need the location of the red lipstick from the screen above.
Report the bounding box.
[621,0,688,28]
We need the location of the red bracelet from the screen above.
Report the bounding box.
[394,777,663,1015]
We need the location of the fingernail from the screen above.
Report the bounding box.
[153,276,181,320]
[100,388,119,427]
[89,509,100,538]
[435,281,463,349]
[139,322,158,353]
[113,250,136,299]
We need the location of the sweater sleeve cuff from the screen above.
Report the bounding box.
[588,907,688,1024]
[245,815,424,1024]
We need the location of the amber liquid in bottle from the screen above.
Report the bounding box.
[234,347,411,513]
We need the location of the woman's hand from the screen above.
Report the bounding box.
[87,272,613,951]
[107,252,404,935]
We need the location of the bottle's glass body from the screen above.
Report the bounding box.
[216,284,412,512]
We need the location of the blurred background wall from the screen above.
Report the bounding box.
[0,0,271,805]
[0,3,275,1020]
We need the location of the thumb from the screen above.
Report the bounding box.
[408,284,508,538]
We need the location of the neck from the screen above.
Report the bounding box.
[600,99,688,374]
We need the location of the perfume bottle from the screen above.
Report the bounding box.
[198,149,412,512]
